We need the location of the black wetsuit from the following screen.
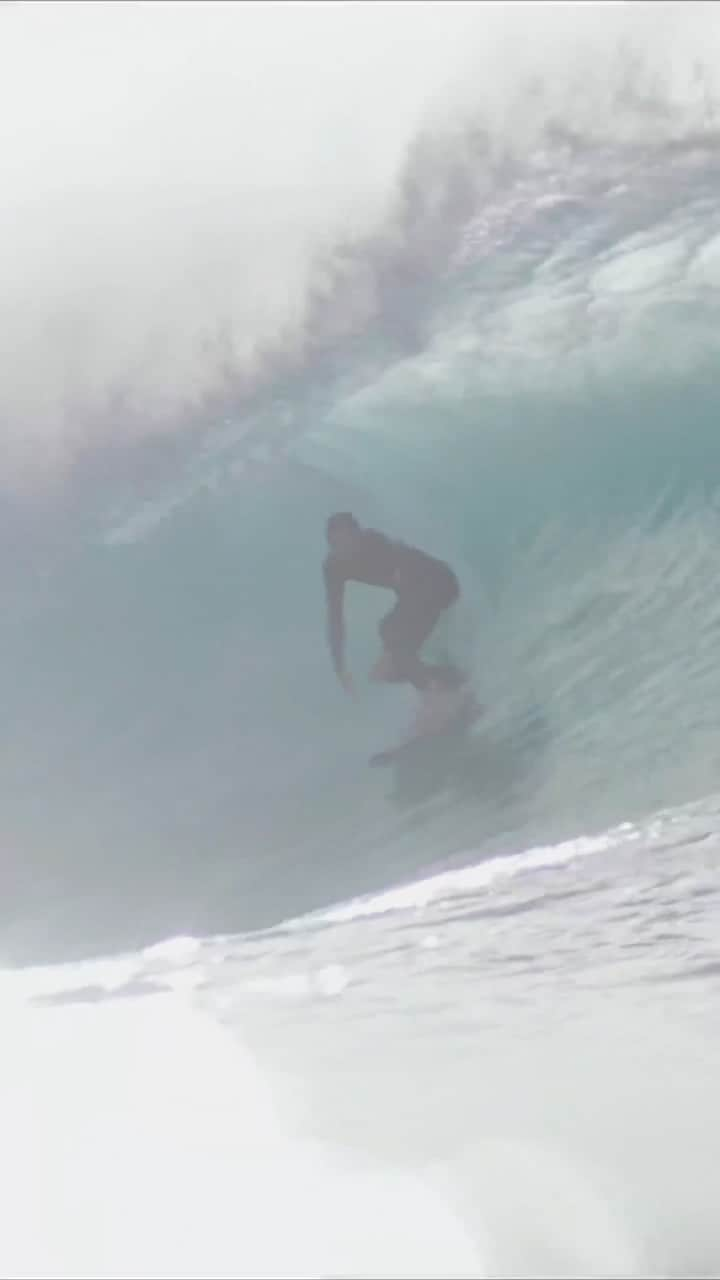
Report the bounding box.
[323,528,459,687]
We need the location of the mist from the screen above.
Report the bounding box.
[1,0,717,492]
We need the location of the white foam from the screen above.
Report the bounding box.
[590,235,688,296]
[143,934,203,964]
[0,992,484,1278]
[311,823,637,928]
[242,964,351,1001]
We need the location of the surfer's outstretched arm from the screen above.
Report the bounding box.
[323,557,348,684]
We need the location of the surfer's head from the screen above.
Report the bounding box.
[326,511,360,556]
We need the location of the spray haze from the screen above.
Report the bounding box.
[1,1,717,491]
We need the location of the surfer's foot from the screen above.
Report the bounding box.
[464,692,482,719]
[421,680,481,722]
[422,663,467,693]
[369,653,395,682]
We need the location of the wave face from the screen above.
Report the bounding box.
[5,35,720,961]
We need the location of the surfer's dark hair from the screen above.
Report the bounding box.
[326,511,359,537]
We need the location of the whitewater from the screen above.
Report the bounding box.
[2,2,720,1275]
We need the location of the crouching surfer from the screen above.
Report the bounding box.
[322,512,478,762]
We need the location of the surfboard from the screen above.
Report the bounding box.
[369,684,481,767]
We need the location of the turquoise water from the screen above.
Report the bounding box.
[3,9,720,1273]
[5,126,720,962]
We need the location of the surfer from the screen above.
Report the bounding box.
[323,512,466,697]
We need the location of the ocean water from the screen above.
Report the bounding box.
[3,3,720,1275]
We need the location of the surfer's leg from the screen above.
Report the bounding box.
[420,577,468,690]
[370,651,432,689]
[423,661,467,690]
[375,590,461,691]
[371,600,428,688]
